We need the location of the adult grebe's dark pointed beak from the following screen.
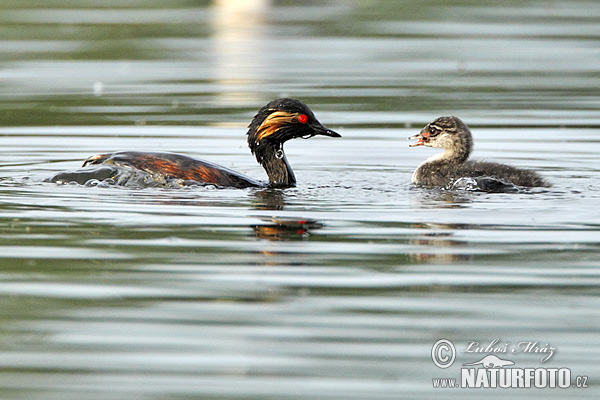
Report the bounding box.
[409,127,430,147]
[310,122,341,138]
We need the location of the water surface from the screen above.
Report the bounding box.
[1,0,600,399]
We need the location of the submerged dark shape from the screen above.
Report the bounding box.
[409,116,550,190]
[46,98,340,188]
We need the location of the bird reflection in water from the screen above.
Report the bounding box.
[250,189,323,241]
[408,222,473,263]
[410,187,475,208]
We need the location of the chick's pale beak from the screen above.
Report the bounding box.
[311,123,341,138]
[409,129,430,147]
[408,134,425,147]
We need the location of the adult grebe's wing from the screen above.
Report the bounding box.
[49,151,262,188]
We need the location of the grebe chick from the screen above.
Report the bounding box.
[47,98,340,188]
[409,116,550,189]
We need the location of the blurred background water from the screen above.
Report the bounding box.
[1,0,600,398]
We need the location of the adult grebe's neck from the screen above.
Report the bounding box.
[255,143,296,187]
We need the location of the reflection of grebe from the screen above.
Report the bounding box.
[409,116,550,189]
[251,189,323,241]
[48,98,340,188]
[253,218,323,241]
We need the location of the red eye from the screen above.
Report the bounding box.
[297,114,308,124]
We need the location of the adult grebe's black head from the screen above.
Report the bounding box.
[247,98,340,156]
[246,98,340,187]
[409,116,472,163]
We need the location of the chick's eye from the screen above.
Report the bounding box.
[297,114,308,124]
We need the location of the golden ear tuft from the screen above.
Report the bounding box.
[255,111,299,142]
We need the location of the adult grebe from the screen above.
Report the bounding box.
[47,98,340,188]
[409,116,550,189]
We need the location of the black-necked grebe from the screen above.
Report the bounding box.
[47,98,340,188]
[409,116,550,189]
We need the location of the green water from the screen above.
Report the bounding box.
[1,1,600,399]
